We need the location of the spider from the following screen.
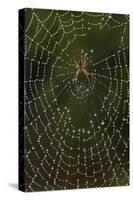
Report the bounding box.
[73,55,90,81]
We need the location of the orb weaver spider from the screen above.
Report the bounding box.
[73,54,90,81]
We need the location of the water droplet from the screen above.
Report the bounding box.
[82,129,85,133]
[57,107,60,111]
[101,120,105,125]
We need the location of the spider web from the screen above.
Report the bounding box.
[19,8,129,191]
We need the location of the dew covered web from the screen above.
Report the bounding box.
[20,8,129,191]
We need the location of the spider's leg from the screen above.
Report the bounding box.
[74,69,80,80]
[83,69,90,81]
[73,57,78,68]
[83,58,87,67]
[81,55,83,63]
